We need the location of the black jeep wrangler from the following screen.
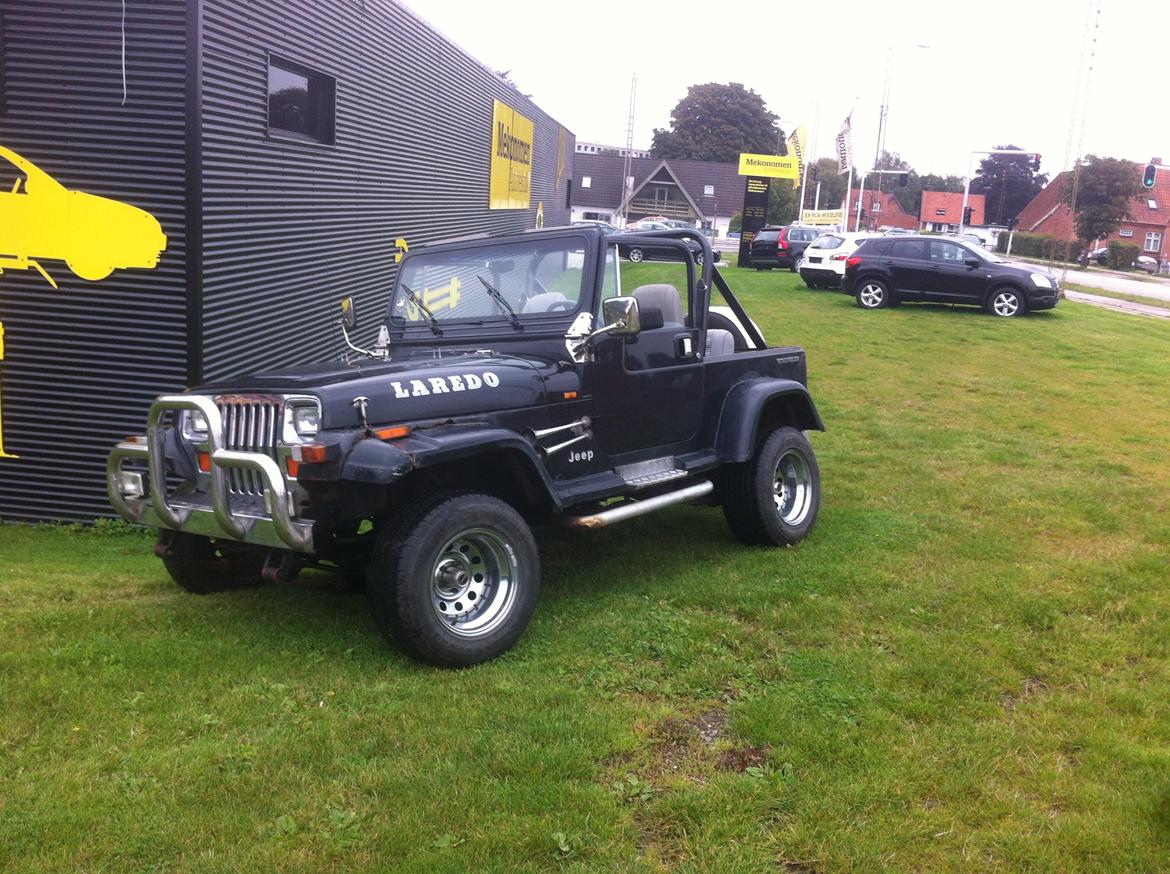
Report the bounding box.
[108,228,824,666]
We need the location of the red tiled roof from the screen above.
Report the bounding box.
[844,189,917,230]
[920,191,985,225]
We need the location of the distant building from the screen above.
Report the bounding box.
[920,192,986,233]
[574,141,650,159]
[844,189,917,231]
[571,154,743,237]
[1015,162,1168,259]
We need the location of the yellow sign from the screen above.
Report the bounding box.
[0,144,168,460]
[490,100,534,210]
[394,237,409,264]
[737,152,800,180]
[788,125,807,189]
[803,209,844,226]
[0,145,166,287]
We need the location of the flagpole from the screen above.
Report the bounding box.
[843,166,853,234]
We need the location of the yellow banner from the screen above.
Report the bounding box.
[802,209,844,226]
[788,126,807,189]
[490,100,534,210]
[738,152,800,180]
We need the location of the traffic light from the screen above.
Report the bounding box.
[899,174,909,187]
[963,206,974,224]
[1031,154,1041,171]
[1005,217,1019,230]
[1143,164,1157,188]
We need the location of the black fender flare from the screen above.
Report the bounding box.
[715,379,824,464]
[337,426,562,509]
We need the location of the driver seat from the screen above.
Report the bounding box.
[631,284,683,326]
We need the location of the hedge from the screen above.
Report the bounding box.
[996,232,1079,262]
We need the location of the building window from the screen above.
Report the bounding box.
[1144,231,1162,252]
[935,208,947,217]
[1148,199,1158,209]
[704,184,715,196]
[268,56,335,144]
[1119,228,1134,237]
[581,176,591,189]
[871,201,881,212]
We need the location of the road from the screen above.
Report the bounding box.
[1063,289,1170,320]
[1055,267,1170,302]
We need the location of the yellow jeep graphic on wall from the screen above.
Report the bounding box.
[0,145,167,288]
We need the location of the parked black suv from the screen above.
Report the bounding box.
[842,235,1060,317]
[748,225,821,271]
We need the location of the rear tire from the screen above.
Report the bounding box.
[722,427,820,546]
[367,492,540,667]
[628,248,645,263]
[856,278,890,309]
[158,531,267,594]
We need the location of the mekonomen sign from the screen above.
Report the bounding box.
[737,152,800,180]
[490,99,535,210]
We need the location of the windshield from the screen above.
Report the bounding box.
[391,236,588,325]
[971,245,1006,263]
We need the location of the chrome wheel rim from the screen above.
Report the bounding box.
[429,528,519,638]
[773,450,813,526]
[629,248,644,262]
[992,291,1020,316]
[859,283,885,308]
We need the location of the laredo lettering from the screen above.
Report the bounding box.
[391,371,499,399]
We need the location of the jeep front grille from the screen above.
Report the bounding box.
[217,397,283,496]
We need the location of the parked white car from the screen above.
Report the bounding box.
[798,232,881,289]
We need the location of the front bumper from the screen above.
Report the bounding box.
[107,394,314,553]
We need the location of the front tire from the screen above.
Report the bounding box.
[157,531,267,594]
[856,278,890,309]
[987,286,1025,317]
[628,248,645,263]
[722,427,820,546]
[367,492,540,667]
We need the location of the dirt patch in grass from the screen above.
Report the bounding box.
[1000,676,1050,711]
[716,744,768,773]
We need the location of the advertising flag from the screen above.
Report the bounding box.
[835,115,853,175]
[789,125,807,189]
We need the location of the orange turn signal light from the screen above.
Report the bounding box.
[562,391,578,400]
[374,425,411,441]
[286,458,300,478]
[197,451,211,473]
[300,444,328,464]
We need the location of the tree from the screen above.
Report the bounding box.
[767,179,799,226]
[651,83,783,164]
[969,145,1048,225]
[1063,155,1143,246]
[803,158,848,212]
[892,172,965,218]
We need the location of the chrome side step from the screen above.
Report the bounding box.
[615,456,688,489]
[559,480,714,529]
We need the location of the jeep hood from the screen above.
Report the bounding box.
[195,352,557,429]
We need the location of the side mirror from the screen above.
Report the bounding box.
[601,296,642,336]
[964,258,980,268]
[339,296,357,330]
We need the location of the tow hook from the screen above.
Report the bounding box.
[153,528,178,558]
[261,549,301,584]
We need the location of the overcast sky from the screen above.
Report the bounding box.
[405,0,1167,179]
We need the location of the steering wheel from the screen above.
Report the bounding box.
[547,300,575,313]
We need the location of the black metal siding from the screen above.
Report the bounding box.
[0,0,188,520]
[198,0,574,379]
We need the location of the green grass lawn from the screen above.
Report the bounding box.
[4,266,1170,871]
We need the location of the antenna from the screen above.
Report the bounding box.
[618,74,637,226]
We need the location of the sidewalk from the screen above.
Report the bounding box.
[1063,289,1170,320]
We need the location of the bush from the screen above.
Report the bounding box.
[1106,241,1141,270]
[729,211,742,233]
[996,232,1079,262]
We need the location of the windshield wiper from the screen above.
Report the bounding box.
[477,274,522,331]
[400,283,442,335]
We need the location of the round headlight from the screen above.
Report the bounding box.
[292,405,320,437]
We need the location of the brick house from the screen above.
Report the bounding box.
[1015,163,1169,259]
[845,189,918,231]
[919,192,986,233]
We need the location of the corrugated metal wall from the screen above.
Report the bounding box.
[199,0,575,379]
[0,0,574,520]
[0,0,189,520]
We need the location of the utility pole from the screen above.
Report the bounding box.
[617,74,637,227]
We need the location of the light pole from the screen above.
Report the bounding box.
[873,44,929,176]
